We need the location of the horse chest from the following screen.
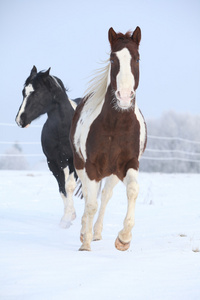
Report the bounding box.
[85,113,140,181]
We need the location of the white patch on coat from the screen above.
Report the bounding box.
[64,169,76,194]
[52,76,62,88]
[135,104,146,158]
[77,168,100,251]
[93,174,119,240]
[60,167,76,228]
[123,168,138,186]
[16,84,34,125]
[74,102,104,161]
[118,168,139,243]
[74,61,110,161]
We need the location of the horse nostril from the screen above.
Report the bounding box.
[130,91,134,98]
[117,91,121,99]
[19,113,27,127]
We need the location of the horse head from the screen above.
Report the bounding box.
[16,66,52,128]
[108,27,141,110]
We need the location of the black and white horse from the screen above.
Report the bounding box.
[16,66,81,228]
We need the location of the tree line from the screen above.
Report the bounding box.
[140,111,200,173]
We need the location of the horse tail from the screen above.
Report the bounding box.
[75,179,83,199]
[97,180,103,199]
[74,179,103,200]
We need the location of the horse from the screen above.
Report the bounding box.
[16,66,82,228]
[70,27,147,251]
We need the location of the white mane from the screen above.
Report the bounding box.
[83,59,110,112]
[74,59,111,161]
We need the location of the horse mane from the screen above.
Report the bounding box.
[51,76,67,92]
[116,31,132,40]
[25,70,67,93]
[83,59,110,112]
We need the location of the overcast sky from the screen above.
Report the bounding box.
[1,0,200,165]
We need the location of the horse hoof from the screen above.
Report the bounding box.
[60,211,76,229]
[115,237,130,251]
[59,219,72,229]
[93,234,102,241]
[79,245,91,251]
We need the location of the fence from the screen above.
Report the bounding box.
[1,123,200,170]
[141,135,200,163]
[0,122,43,158]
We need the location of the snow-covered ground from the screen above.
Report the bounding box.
[0,171,200,300]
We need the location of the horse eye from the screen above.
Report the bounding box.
[110,59,114,64]
[136,59,140,63]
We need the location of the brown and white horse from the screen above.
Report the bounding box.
[70,27,147,251]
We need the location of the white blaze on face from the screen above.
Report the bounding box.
[115,48,135,107]
[16,84,34,126]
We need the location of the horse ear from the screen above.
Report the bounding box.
[131,26,141,46]
[108,27,117,45]
[30,65,37,77]
[42,67,51,78]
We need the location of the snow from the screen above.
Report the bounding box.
[0,171,200,300]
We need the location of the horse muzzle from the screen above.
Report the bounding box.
[115,90,136,109]
[15,113,30,128]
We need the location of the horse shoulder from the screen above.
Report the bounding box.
[72,98,104,163]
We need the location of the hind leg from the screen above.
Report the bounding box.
[60,167,76,228]
[93,175,119,241]
[48,160,76,228]
[115,168,139,251]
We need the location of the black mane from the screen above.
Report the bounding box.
[24,70,67,94]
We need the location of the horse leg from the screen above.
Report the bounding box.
[76,169,88,242]
[60,167,76,228]
[77,169,99,251]
[93,175,119,241]
[48,160,76,228]
[115,168,139,251]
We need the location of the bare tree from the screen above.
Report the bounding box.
[140,111,200,173]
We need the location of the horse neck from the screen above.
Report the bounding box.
[47,90,72,124]
[84,61,110,112]
[102,84,118,114]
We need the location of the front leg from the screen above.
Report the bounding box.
[77,169,99,251]
[115,168,139,251]
[93,175,119,241]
